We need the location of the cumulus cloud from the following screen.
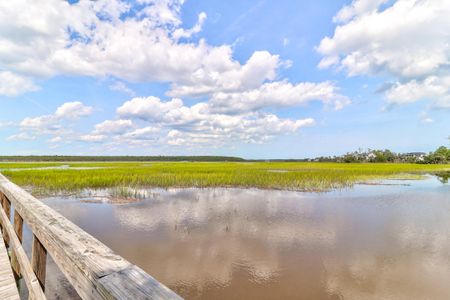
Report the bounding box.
[9,101,93,141]
[0,71,38,96]
[167,50,282,98]
[113,96,315,146]
[108,81,135,96]
[172,12,207,40]
[318,0,450,108]
[0,0,203,88]
[166,116,315,146]
[137,0,185,26]
[20,115,60,132]
[79,134,107,143]
[6,133,36,142]
[208,81,350,114]
[123,127,160,140]
[93,119,134,135]
[333,0,389,23]
[318,0,450,78]
[385,76,450,106]
[79,123,161,147]
[55,101,93,119]
[117,97,185,122]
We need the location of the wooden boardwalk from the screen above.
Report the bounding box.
[0,173,182,300]
[0,229,20,300]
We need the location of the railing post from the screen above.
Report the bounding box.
[1,193,11,247]
[31,235,47,291]
[11,210,24,280]
[0,194,3,236]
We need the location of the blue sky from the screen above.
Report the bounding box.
[0,0,449,158]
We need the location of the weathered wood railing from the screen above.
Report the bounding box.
[0,173,182,300]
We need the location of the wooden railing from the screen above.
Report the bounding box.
[0,173,182,300]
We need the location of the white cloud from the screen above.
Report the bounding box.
[419,112,434,124]
[117,96,184,122]
[20,101,92,134]
[10,101,93,141]
[318,0,450,78]
[123,127,160,140]
[0,0,94,79]
[93,119,134,135]
[333,0,389,23]
[208,81,350,114]
[0,121,15,128]
[166,116,315,146]
[0,71,38,96]
[115,96,316,146]
[20,115,61,134]
[49,136,63,143]
[55,101,93,119]
[108,81,135,96]
[137,0,185,26]
[167,50,282,98]
[172,12,207,40]
[6,132,36,142]
[0,0,183,83]
[79,134,107,143]
[385,76,450,107]
[81,119,160,146]
[318,0,450,108]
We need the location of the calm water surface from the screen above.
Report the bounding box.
[26,176,450,299]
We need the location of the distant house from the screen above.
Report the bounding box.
[366,153,376,160]
[404,152,426,161]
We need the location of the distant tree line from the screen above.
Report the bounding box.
[1,147,449,164]
[312,146,450,164]
[0,155,245,162]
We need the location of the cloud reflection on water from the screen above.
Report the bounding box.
[42,178,450,299]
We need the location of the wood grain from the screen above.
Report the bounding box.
[0,204,46,299]
[11,210,23,279]
[32,235,47,291]
[0,228,20,300]
[1,194,10,247]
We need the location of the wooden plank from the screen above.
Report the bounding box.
[0,206,46,300]
[1,193,10,247]
[98,265,183,300]
[0,229,20,300]
[11,210,23,279]
[0,174,181,300]
[32,235,47,291]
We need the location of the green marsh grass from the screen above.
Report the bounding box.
[1,162,449,194]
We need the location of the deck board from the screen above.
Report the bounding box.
[0,230,20,300]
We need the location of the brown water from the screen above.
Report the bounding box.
[21,176,450,299]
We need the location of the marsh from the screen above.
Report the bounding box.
[16,175,450,299]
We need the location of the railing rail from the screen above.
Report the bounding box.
[0,173,182,300]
